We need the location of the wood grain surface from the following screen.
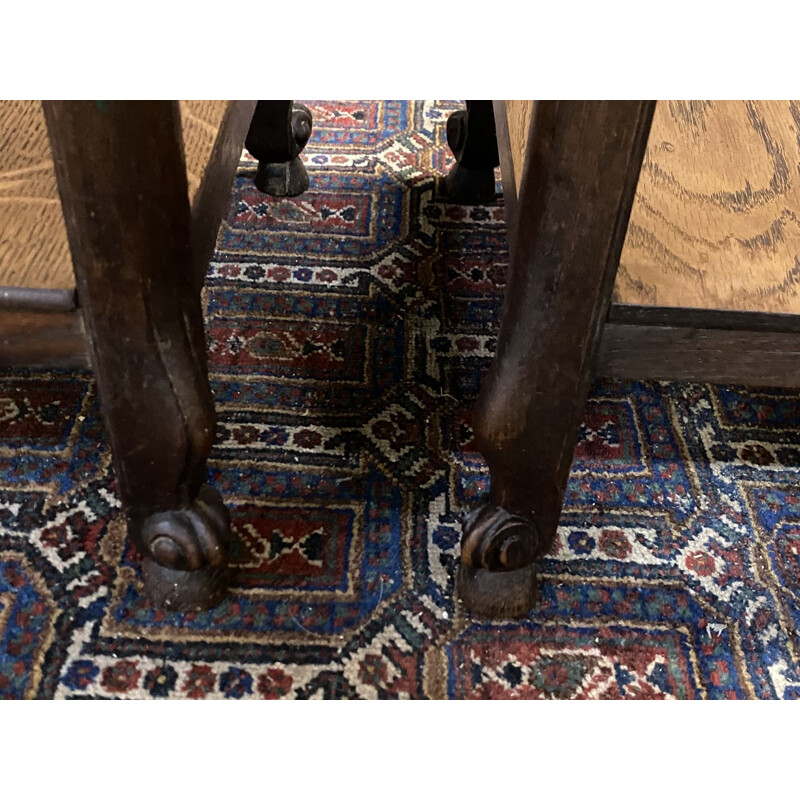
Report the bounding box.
[504,100,800,315]
[0,101,72,289]
[0,100,232,291]
[619,100,800,314]
[179,101,233,203]
[505,100,533,199]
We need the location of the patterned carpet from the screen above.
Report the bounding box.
[2,100,800,699]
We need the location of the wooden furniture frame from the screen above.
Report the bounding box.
[8,99,793,619]
[2,100,312,611]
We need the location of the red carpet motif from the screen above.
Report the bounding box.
[1,101,799,698]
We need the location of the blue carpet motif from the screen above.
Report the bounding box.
[1,101,799,698]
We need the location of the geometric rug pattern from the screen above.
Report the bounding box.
[1,100,799,698]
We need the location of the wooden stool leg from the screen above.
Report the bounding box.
[458,101,656,617]
[43,101,231,611]
[444,100,500,203]
[245,100,313,197]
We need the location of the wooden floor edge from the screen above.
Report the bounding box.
[596,321,800,386]
[609,302,800,334]
[0,308,90,369]
[4,306,800,387]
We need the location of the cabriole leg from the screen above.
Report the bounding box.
[458,101,656,617]
[44,101,232,611]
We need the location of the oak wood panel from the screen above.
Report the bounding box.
[503,100,800,316]
[620,101,800,314]
[0,100,235,292]
[504,100,534,198]
[0,101,72,289]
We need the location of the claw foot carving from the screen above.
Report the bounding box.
[252,102,313,197]
[457,500,539,618]
[460,500,538,571]
[141,484,230,571]
[139,485,232,611]
[444,101,499,204]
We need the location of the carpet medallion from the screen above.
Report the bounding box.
[1,101,799,698]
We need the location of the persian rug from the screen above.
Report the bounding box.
[2,101,800,699]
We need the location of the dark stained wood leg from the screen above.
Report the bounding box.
[245,100,313,197]
[43,101,231,611]
[458,101,656,618]
[444,100,500,203]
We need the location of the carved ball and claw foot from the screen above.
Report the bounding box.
[444,101,499,204]
[139,485,232,612]
[457,500,540,618]
[247,101,313,198]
